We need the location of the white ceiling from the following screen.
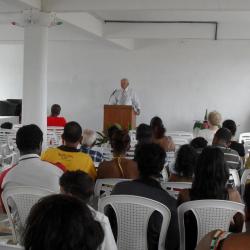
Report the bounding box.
[1,0,250,50]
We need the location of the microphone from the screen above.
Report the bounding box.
[108,89,117,104]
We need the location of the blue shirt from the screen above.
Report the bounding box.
[80,146,104,163]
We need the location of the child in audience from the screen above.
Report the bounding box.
[111,143,179,250]
[197,110,222,145]
[97,130,139,179]
[178,146,243,250]
[150,116,175,152]
[59,170,117,250]
[169,144,198,182]
[22,194,104,250]
[41,122,96,180]
[47,104,66,127]
[80,129,104,163]
[190,137,208,154]
[136,123,153,145]
[196,183,250,250]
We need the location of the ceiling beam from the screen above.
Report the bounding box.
[45,0,250,12]
[57,12,134,50]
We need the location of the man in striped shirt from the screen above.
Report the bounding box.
[212,128,242,171]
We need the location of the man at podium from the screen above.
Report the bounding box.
[109,78,141,115]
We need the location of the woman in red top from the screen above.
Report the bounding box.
[47,104,67,127]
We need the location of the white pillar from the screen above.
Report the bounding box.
[22,20,48,136]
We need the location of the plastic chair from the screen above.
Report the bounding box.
[241,169,250,197]
[229,169,240,189]
[161,182,192,199]
[47,126,64,145]
[178,199,245,250]
[94,178,129,198]
[98,195,171,250]
[2,186,54,243]
[0,243,22,250]
[167,131,193,142]
[239,132,250,144]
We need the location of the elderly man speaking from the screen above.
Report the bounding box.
[109,78,141,115]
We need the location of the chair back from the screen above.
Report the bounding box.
[239,132,250,144]
[0,129,17,147]
[47,126,64,145]
[161,182,192,199]
[167,131,193,142]
[241,169,250,197]
[0,243,22,250]
[228,169,240,189]
[94,178,129,198]
[2,186,54,243]
[46,131,59,148]
[178,199,245,250]
[98,195,171,250]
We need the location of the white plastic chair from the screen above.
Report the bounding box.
[98,195,171,250]
[167,131,193,142]
[2,186,54,243]
[228,169,240,189]
[178,199,245,250]
[239,133,250,144]
[241,169,250,197]
[0,243,22,250]
[47,126,64,146]
[94,179,129,198]
[161,182,192,199]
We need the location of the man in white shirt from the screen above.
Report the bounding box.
[110,78,141,115]
[1,124,64,192]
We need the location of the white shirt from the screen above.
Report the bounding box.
[2,154,63,192]
[197,129,217,145]
[88,206,117,250]
[110,87,141,113]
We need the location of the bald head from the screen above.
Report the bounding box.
[121,78,129,90]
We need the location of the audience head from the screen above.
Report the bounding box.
[82,129,97,148]
[136,123,153,144]
[107,124,121,142]
[60,170,94,203]
[208,111,222,127]
[121,78,129,90]
[212,127,232,147]
[16,124,43,156]
[174,144,198,179]
[51,104,61,117]
[135,143,166,179]
[111,130,130,155]
[0,122,13,129]
[62,122,82,147]
[222,119,237,137]
[190,137,208,150]
[191,146,229,200]
[150,116,166,139]
[22,194,104,250]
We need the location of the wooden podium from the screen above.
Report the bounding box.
[103,105,136,131]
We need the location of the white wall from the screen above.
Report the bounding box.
[1,40,250,135]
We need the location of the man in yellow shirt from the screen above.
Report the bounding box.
[41,121,97,180]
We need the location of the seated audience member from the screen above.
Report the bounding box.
[97,130,139,179]
[196,183,250,250]
[0,122,13,129]
[107,124,121,142]
[212,128,241,170]
[22,194,104,250]
[136,123,153,145]
[1,124,64,193]
[150,116,175,152]
[198,111,222,145]
[169,144,198,182]
[59,170,117,250]
[41,122,96,180]
[111,143,179,250]
[178,147,243,250]
[80,129,103,163]
[47,104,67,127]
[223,119,245,159]
[190,137,208,154]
